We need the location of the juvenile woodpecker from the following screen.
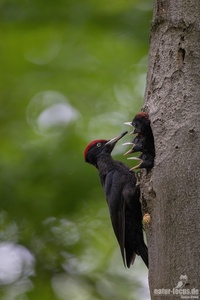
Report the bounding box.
[123,134,145,155]
[124,112,155,170]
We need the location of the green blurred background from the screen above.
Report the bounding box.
[0,0,152,299]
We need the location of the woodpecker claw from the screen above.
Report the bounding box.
[135,171,141,186]
[143,213,151,226]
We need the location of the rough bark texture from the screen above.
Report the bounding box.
[142,1,200,299]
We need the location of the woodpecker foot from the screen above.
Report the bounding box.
[143,213,151,226]
[135,171,141,186]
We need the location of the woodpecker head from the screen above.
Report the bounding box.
[84,131,127,167]
[124,112,150,134]
[123,134,145,155]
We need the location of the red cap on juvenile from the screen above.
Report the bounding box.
[135,112,149,119]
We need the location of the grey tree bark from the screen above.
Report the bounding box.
[141,1,200,299]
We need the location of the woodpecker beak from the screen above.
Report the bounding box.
[122,142,134,146]
[124,122,133,127]
[128,130,135,135]
[124,122,134,135]
[128,154,154,170]
[123,148,135,156]
[105,131,128,152]
[122,142,135,156]
[127,157,143,170]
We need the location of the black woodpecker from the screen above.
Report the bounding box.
[84,131,148,268]
[124,112,155,170]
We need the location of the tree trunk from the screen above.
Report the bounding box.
[142,0,200,299]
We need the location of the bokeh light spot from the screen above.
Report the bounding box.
[26,91,80,136]
[0,242,35,285]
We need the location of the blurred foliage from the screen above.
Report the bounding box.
[0,0,152,299]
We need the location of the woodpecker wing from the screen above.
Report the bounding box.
[105,166,148,268]
[97,158,148,268]
[109,192,126,267]
[102,168,126,266]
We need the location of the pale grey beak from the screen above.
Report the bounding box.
[105,131,128,146]
[124,121,133,127]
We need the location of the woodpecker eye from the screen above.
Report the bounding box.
[97,142,102,147]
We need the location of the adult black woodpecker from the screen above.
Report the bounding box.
[124,112,155,170]
[84,131,148,268]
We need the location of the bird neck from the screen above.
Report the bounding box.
[96,153,115,173]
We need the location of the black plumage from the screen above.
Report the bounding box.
[84,132,148,268]
[124,112,155,170]
[123,134,145,155]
